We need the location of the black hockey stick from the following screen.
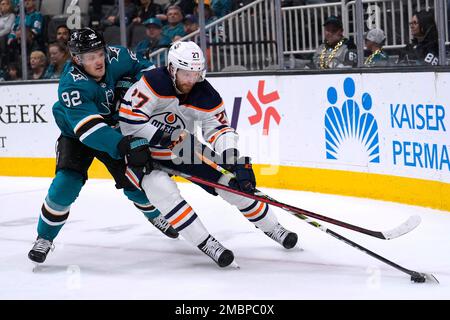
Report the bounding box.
[185,148,420,241]
[155,163,438,283]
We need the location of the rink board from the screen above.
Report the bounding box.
[0,72,449,211]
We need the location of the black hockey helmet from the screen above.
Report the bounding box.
[68,28,106,56]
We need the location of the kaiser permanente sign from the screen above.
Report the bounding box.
[0,72,449,211]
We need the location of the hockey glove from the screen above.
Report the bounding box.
[150,128,186,150]
[222,149,256,192]
[118,136,153,171]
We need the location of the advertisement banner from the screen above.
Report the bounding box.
[1,72,449,209]
[210,73,450,184]
[0,83,60,157]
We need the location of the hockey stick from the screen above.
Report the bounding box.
[188,148,420,240]
[155,163,438,283]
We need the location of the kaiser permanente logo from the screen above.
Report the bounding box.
[325,77,380,164]
[391,98,448,170]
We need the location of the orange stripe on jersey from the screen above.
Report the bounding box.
[184,101,224,113]
[119,107,148,119]
[208,127,234,144]
[125,169,140,189]
[151,151,173,157]
[142,76,177,99]
[74,115,103,133]
[244,202,265,218]
[171,206,193,225]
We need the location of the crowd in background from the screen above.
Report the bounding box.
[0,0,240,81]
[0,0,444,81]
[309,10,439,69]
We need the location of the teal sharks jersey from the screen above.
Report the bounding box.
[53,46,153,159]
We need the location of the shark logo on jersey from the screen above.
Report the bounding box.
[150,112,186,134]
[100,89,115,114]
[108,47,120,64]
[128,49,137,61]
[325,77,380,164]
[69,67,88,82]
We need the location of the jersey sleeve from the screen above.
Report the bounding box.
[189,81,238,155]
[421,44,439,65]
[118,45,154,80]
[58,83,124,159]
[200,104,239,155]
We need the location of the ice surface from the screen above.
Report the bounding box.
[1,177,449,299]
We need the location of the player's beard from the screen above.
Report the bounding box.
[177,81,195,94]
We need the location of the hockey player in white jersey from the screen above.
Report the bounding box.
[119,41,298,267]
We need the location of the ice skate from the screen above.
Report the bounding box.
[149,214,179,239]
[28,237,55,263]
[264,223,298,249]
[198,235,235,267]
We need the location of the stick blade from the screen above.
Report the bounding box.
[423,273,440,284]
[383,215,421,240]
[410,272,439,284]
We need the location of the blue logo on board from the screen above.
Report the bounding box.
[325,77,380,164]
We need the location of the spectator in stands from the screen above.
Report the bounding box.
[311,15,357,69]
[398,10,439,66]
[91,0,116,25]
[6,0,43,58]
[211,0,232,18]
[135,17,171,63]
[0,0,15,67]
[194,0,217,25]
[101,0,138,27]
[132,0,163,24]
[183,14,199,35]
[162,0,196,17]
[55,25,70,45]
[43,42,70,79]
[162,5,186,41]
[2,62,21,80]
[9,0,17,9]
[364,28,389,67]
[29,50,47,80]
[0,0,15,38]
[193,1,222,43]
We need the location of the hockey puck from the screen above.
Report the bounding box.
[411,274,426,283]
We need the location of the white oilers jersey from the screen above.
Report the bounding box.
[119,67,238,160]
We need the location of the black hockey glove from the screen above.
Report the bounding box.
[222,149,256,193]
[150,128,186,150]
[118,136,153,171]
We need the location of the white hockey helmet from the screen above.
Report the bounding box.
[167,41,206,84]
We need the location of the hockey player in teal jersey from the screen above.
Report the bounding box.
[28,28,178,264]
